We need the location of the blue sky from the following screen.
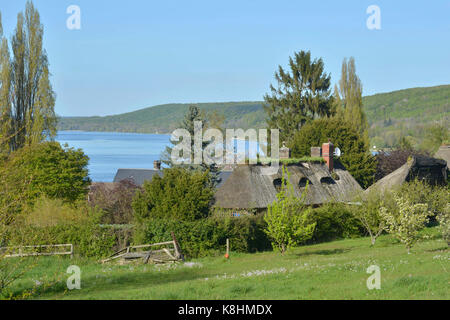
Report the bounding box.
[1,0,449,117]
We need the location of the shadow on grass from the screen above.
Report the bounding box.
[425,246,449,252]
[26,264,222,299]
[294,248,351,257]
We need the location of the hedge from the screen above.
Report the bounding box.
[133,214,271,258]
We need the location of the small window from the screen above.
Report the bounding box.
[273,178,286,192]
[299,177,311,188]
[320,177,336,185]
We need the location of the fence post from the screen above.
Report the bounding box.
[171,231,184,261]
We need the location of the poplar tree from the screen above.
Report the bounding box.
[264,50,333,144]
[0,12,12,156]
[334,57,369,149]
[0,2,56,153]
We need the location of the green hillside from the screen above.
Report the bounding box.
[58,85,449,147]
[363,85,449,148]
[58,101,267,134]
[364,85,449,123]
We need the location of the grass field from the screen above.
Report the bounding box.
[7,227,449,300]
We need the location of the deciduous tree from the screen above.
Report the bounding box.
[334,57,369,149]
[379,195,429,254]
[0,2,57,153]
[352,190,386,245]
[264,166,316,254]
[1,141,90,207]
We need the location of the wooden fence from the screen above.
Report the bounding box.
[102,232,184,264]
[0,244,74,258]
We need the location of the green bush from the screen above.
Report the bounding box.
[134,215,271,258]
[264,166,315,254]
[6,223,116,258]
[5,197,117,258]
[132,167,214,222]
[0,142,90,209]
[307,203,364,243]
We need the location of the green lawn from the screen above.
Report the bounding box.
[7,228,449,300]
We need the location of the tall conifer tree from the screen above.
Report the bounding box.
[264,50,333,144]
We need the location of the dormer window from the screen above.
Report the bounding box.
[273,178,286,192]
[299,177,311,188]
[320,177,335,185]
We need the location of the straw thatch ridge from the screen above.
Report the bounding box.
[434,145,450,167]
[213,161,363,209]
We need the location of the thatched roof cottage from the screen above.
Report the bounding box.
[365,154,447,194]
[213,142,363,210]
[112,142,363,212]
[434,144,450,168]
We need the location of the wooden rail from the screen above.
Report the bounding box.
[101,236,184,264]
[0,244,74,258]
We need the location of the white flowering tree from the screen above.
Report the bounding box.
[379,195,430,254]
[436,204,450,247]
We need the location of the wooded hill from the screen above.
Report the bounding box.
[58,85,449,147]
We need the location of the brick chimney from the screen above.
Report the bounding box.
[153,160,161,170]
[310,147,322,158]
[279,142,290,160]
[322,140,334,172]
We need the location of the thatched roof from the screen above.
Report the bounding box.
[213,161,363,209]
[366,155,447,194]
[435,145,450,167]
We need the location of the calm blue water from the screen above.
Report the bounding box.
[56,131,171,182]
[56,131,261,182]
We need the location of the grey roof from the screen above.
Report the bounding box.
[214,161,363,209]
[113,168,232,188]
[113,169,163,186]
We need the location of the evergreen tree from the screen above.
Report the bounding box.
[264,50,333,144]
[0,2,57,153]
[132,167,214,222]
[290,117,377,189]
[334,57,369,149]
[161,105,221,187]
[161,105,205,167]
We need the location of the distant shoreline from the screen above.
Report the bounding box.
[57,130,261,143]
[57,130,171,136]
